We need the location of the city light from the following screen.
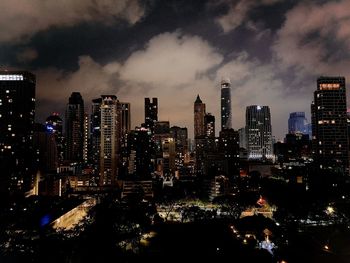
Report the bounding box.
[0,75,24,81]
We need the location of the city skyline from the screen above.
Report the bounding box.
[1,2,350,260]
[1,0,350,140]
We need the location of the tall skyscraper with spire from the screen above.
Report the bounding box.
[221,78,232,130]
[65,92,84,162]
[311,76,349,172]
[194,94,206,138]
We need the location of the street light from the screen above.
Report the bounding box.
[326,206,334,215]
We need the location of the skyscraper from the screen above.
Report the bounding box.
[83,113,89,163]
[127,127,155,178]
[118,102,131,139]
[238,127,247,149]
[100,95,119,186]
[170,126,188,165]
[246,105,273,160]
[0,71,36,194]
[204,113,215,138]
[288,112,307,134]
[218,128,240,177]
[194,94,206,138]
[90,98,102,166]
[221,78,232,130]
[117,102,131,178]
[145,98,158,132]
[311,76,349,172]
[65,92,84,162]
[45,113,64,163]
[33,123,58,172]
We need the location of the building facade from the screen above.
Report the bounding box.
[0,71,36,194]
[65,92,84,162]
[204,113,215,138]
[45,113,64,164]
[90,98,102,167]
[145,98,158,132]
[221,78,232,130]
[100,95,119,186]
[194,95,206,138]
[127,127,155,178]
[118,102,131,139]
[218,128,240,177]
[288,112,307,134]
[246,105,273,160]
[311,76,349,172]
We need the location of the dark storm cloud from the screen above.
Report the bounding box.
[0,0,145,43]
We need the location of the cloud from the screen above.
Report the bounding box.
[35,32,224,138]
[119,32,223,87]
[35,55,121,120]
[215,0,281,33]
[34,30,313,140]
[119,31,224,133]
[16,47,38,63]
[0,0,144,43]
[273,0,350,77]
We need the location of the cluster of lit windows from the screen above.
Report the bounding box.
[0,75,24,81]
[318,120,336,124]
[319,83,340,90]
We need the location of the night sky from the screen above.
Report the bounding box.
[1,0,350,139]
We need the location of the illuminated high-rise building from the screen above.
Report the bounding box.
[246,105,273,160]
[221,78,232,130]
[65,92,84,162]
[83,113,89,163]
[194,95,206,138]
[145,98,158,132]
[0,71,36,194]
[311,77,349,172]
[100,95,119,186]
[204,113,215,138]
[90,98,102,166]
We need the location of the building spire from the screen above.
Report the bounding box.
[195,94,202,104]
